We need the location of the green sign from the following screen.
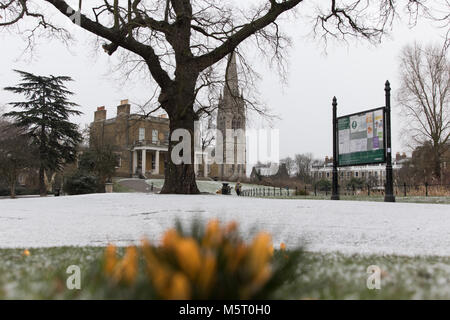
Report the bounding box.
[337,108,386,166]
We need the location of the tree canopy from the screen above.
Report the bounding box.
[3,70,83,196]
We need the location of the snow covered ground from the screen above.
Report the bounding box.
[0,193,449,256]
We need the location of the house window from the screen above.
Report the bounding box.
[355,172,359,177]
[18,174,26,186]
[326,172,330,178]
[152,129,158,144]
[139,128,145,141]
[115,153,122,168]
[164,131,170,143]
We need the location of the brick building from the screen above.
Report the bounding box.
[90,100,170,178]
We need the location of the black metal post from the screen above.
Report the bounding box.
[404,182,407,197]
[384,81,396,202]
[331,96,340,200]
[425,182,429,197]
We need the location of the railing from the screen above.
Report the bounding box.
[241,183,450,198]
[133,139,169,148]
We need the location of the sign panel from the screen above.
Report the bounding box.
[337,108,386,166]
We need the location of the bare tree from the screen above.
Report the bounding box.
[280,156,295,176]
[398,43,450,182]
[294,153,313,183]
[1,0,446,193]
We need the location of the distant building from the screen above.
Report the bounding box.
[250,163,289,182]
[90,100,171,178]
[310,154,409,186]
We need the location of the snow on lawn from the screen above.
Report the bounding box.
[1,193,450,256]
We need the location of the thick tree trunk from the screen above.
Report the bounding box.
[39,165,47,197]
[10,179,16,199]
[433,143,442,182]
[160,110,200,194]
[433,153,441,182]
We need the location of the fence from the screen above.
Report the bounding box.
[241,183,450,198]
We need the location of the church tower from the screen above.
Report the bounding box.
[216,52,247,180]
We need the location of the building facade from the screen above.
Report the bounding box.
[310,153,409,187]
[90,100,170,178]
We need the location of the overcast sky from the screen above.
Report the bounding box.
[0,1,448,161]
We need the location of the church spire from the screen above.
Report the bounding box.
[224,51,239,97]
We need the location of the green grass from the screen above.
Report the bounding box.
[112,181,133,193]
[1,247,450,299]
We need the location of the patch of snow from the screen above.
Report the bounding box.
[0,193,449,256]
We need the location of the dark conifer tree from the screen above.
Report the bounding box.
[4,70,82,196]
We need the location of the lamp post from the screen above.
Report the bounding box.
[384,81,396,202]
[331,96,340,200]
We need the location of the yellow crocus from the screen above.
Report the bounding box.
[174,238,202,279]
[104,244,117,275]
[161,229,180,249]
[122,246,138,284]
[226,243,247,272]
[151,265,172,296]
[198,254,217,295]
[224,221,238,234]
[247,232,273,275]
[112,246,138,284]
[165,273,191,300]
[203,219,222,247]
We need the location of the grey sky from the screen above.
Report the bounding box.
[0,1,448,161]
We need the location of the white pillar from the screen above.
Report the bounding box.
[142,149,147,175]
[203,153,208,178]
[155,150,160,175]
[132,150,138,174]
[194,153,198,176]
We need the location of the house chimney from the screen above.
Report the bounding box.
[94,106,107,122]
[117,99,131,117]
